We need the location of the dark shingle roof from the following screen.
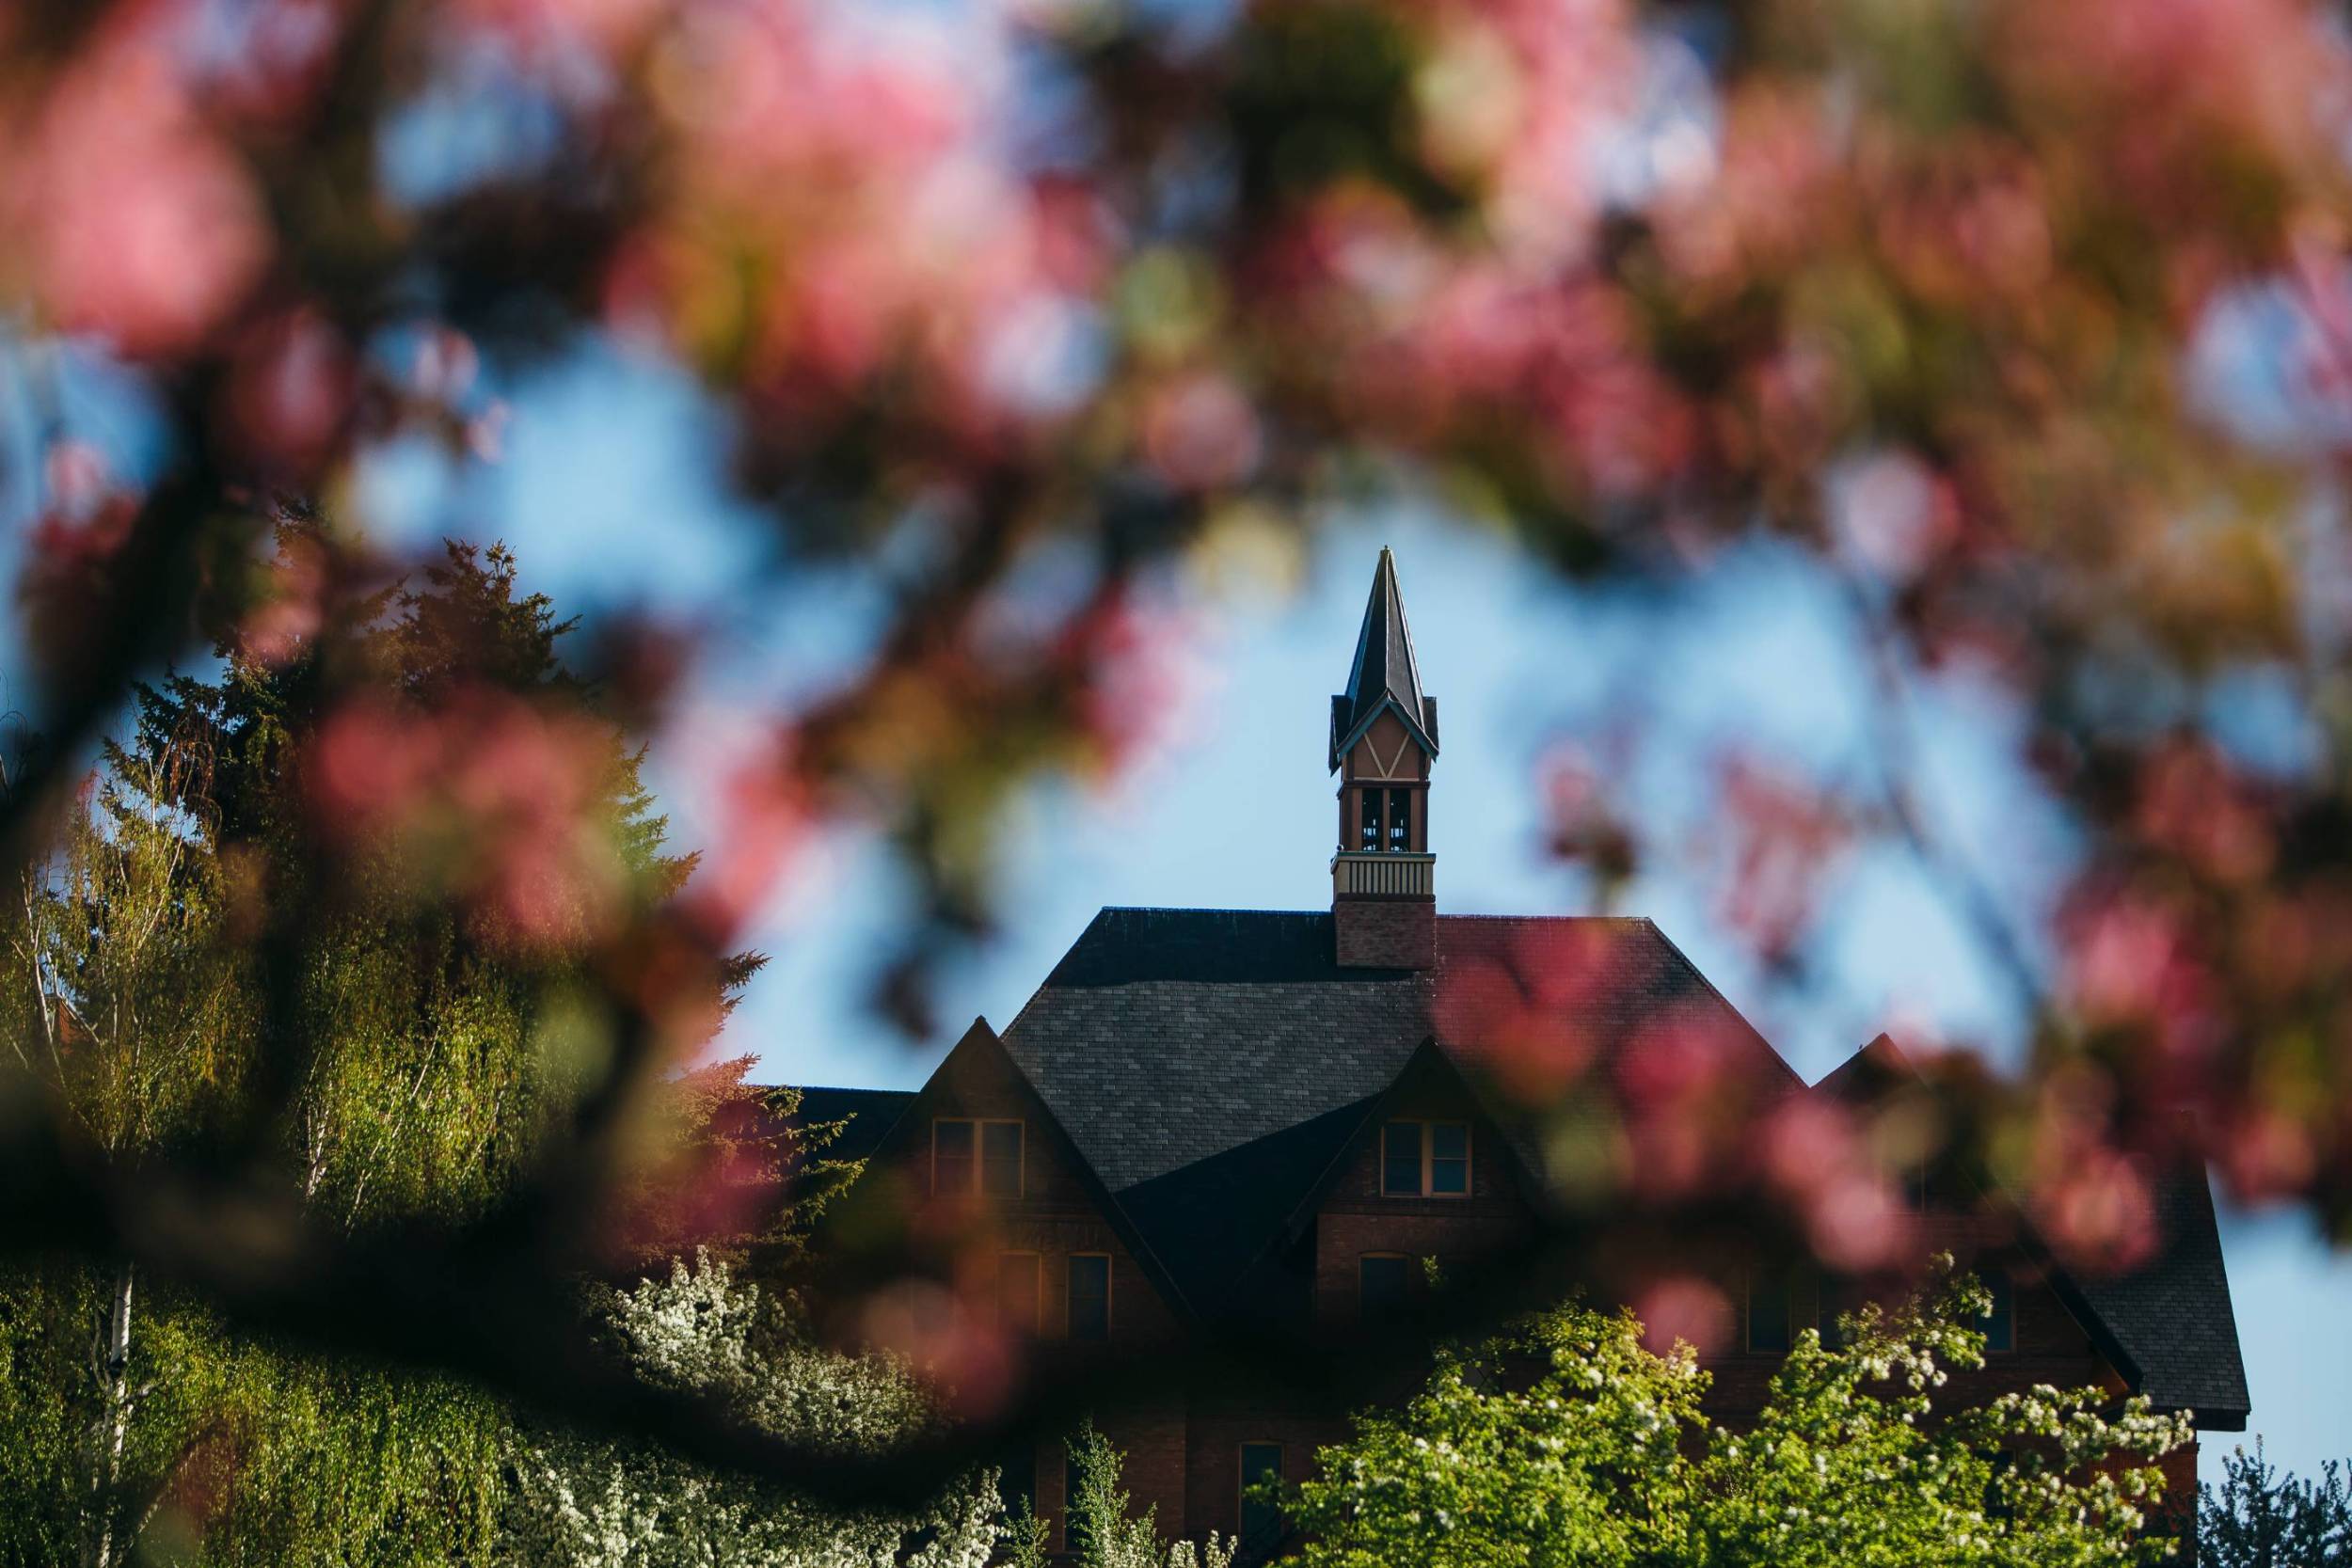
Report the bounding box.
[999,908,1796,1310]
[783,910,2244,1430]
[2070,1172,2249,1424]
[1329,547,1438,770]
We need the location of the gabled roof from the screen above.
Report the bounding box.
[1329,548,1438,771]
[996,908,1796,1314]
[782,913,2245,1431]
[1817,1036,2250,1428]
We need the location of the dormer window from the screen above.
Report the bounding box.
[1380,1120,1470,1197]
[932,1117,1024,1197]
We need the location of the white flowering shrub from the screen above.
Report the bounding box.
[508,1252,1002,1568]
[1277,1263,2192,1568]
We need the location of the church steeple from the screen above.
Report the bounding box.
[1329,546,1439,772]
[1329,548,1438,968]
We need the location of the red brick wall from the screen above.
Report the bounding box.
[866,1037,1188,1359]
[1183,1396,1354,1548]
[1311,1084,1534,1324]
[1333,897,1435,969]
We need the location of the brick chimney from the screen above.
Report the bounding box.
[1328,548,1438,969]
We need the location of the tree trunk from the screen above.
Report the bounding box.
[80,1259,136,1568]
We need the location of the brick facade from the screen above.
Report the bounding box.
[1331,896,1435,969]
[862,1040,2184,1560]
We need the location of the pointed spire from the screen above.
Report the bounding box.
[1330,547,1438,771]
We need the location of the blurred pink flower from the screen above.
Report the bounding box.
[2,3,270,356]
[311,691,629,950]
[2035,1147,2158,1274]
[227,308,356,477]
[1141,372,1262,492]
[1634,1273,1731,1357]
[1709,754,1852,964]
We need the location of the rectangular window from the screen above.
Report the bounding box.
[1745,1273,1791,1354]
[931,1118,975,1196]
[1381,1121,1423,1196]
[1000,1441,1036,1520]
[1818,1290,1851,1351]
[981,1120,1025,1197]
[1063,1450,1087,1557]
[1428,1122,1469,1195]
[1386,787,1411,850]
[1359,789,1380,850]
[1979,1269,2014,1353]
[1068,1254,1111,1342]
[930,1118,1022,1197]
[1359,1254,1410,1318]
[996,1253,1041,1334]
[1239,1443,1284,1550]
[1380,1120,1472,1197]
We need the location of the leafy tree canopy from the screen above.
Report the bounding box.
[1275,1268,2190,1568]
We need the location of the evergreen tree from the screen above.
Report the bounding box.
[2200,1443,2352,1568]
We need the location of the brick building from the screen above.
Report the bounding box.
[789,550,2248,1559]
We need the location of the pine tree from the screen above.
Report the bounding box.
[2200,1443,2352,1568]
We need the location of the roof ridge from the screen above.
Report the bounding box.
[1432,912,1650,925]
[1634,916,1804,1088]
[1088,905,1654,924]
[764,1083,915,1095]
[1096,905,1328,916]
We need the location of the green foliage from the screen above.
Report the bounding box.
[1275,1269,2191,1568]
[2199,1442,2352,1568]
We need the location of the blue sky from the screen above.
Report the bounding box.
[6,325,2344,1484]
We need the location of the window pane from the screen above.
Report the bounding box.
[1428,1122,1468,1195]
[1068,1256,1110,1342]
[933,1119,975,1196]
[1386,788,1411,849]
[1818,1292,1851,1351]
[1359,1255,1409,1317]
[1747,1275,1790,1353]
[1064,1452,1089,1557]
[1359,790,1380,850]
[1381,1122,1422,1196]
[1240,1443,1283,1550]
[982,1121,1024,1197]
[1979,1270,2014,1353]
[1000,1442,1036,1519]
[997,1254,1040,1333]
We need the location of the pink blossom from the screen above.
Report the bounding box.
[2,3,269,356]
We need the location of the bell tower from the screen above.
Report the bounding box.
[1329,547,1438,968]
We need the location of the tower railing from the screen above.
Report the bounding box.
[1330,851,1435,897]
